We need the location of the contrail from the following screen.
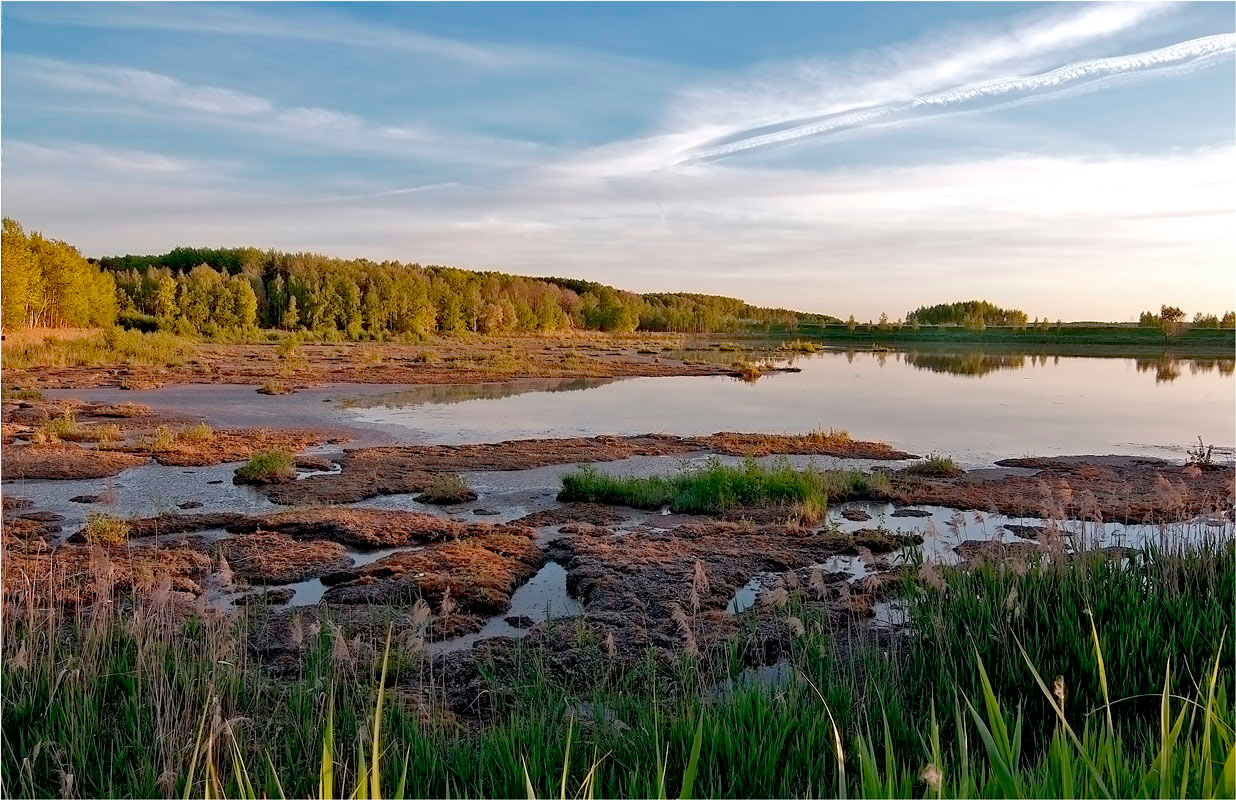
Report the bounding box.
[677,33,1235,163]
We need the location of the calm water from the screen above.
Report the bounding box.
[49,349,1234,465]
[342,350,1233,464]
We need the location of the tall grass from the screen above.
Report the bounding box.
[3,542,1232,797]
[1,328,194,370]
[558,457,890,520]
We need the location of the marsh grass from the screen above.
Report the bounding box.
[234,450,297,483]
[80,512,131,546]
[39,409,78,440]
[1,385,43,400]
[558,458,889,521]
[1,328,193,370]
[905,453,963,477]
[729,360,762,382]
[416,474,476,505]
[2,540,1232,798]
[779,339,821,353]
[180,422,214,442]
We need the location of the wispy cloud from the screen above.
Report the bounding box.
[3,2,533,69]
[569,2,1189,177]
[680,33,1235,163]
[7,55,548,168]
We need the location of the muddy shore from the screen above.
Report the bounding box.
[5,335,734,391]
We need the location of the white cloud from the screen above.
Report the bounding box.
[569,2,1196,176]
[15,57,273,116]
[679,33,1234,163]
[3,3,535,69]
[8,56,549,168]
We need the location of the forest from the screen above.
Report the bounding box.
[0,219,823,337]
[98,245,818,338]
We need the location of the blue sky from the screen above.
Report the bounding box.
[2,1,1233,319]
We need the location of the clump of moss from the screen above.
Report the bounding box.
[416,474,478,505]
[234,450,297,484]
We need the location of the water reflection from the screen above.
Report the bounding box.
[664,342,1234,382]
[1135,356,1236,383]
[339,377,616,409]
[340,347,1234,461]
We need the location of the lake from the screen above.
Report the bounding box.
[52,347,1235,466]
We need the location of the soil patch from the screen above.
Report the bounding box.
[2,444,149,479]
[3,543,212,605]
[890,457,1234,523]
[322,531,545,616]
[221,533,352,584]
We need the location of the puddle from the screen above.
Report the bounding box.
[726,575,767,614]
[873,598,910,627]
[4,461,277,542]
[432,560,582,654]
[706,661,793,700]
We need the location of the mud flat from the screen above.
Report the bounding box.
[4,335,726,391]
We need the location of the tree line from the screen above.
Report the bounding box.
[905,300,1029,328]
[1,219,118,330]
[100,246,819,338]
[1139,305,1235,330]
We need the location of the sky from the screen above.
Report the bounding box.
[2,1,1234,321]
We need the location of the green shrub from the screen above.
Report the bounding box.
[234,450,297,484]
[80,513,130,546]
[904,453,962,476]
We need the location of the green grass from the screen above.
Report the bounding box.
[904,453,963,476]
[3,541,1231,798]
[559,457,890,521]
[234,449,297,483]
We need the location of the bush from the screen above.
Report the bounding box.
[904,453,962,477]
[180,422,214,442]
[417,474,477,505]
[234,450,296,484]
[40,409,77,440]
[148,425,180,453]
[81,513,130,546]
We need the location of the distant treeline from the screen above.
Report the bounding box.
[906,300,1028,328]
[99,246,824,338]
[1,219,118,330]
